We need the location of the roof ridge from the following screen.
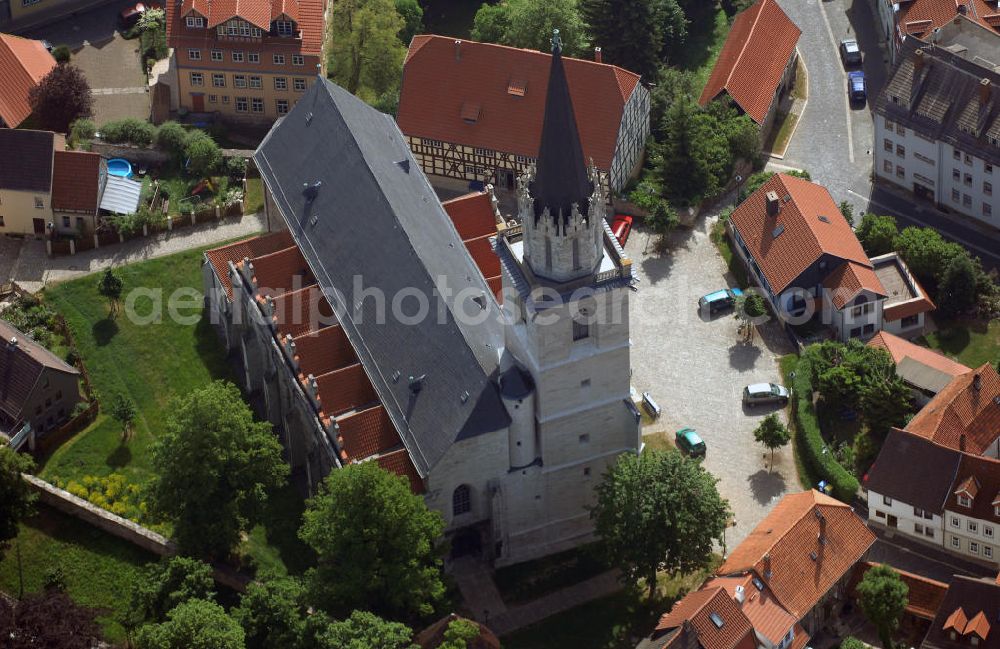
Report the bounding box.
[723,0,770,92]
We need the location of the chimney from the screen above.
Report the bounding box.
[980,78,991,106]
[765,190,781,216]
[915,48,926,71]
[960,433,967,451]
[594,46,602,63]
[454,39,462,61]
[957,2,968,14]
[974,373,982,391]
[8,337,17,347]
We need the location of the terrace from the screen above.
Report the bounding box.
[870,252,935,327]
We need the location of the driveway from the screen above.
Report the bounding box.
[26,0,150,124]
[625,211,798,551]
[0,237,25,283]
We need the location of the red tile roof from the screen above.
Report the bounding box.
[705,574,797,645]
[906,363,1000,455]
[291,325,356,377]
[898,0,1000,37]
[51,151,103,214]
[0,34,56,128]
[377,448,424,493]
[868,330,971,382]
[270,285,332,339]
[398,35,642,171]
[853,562,948,620]
[656,587,757,649]
[337,405,401,461]
[950,453,1000,524]
[246,245,313,296]
[699,0,801,124]
[731,174,872,294]
[822,261,887,309]
[719,490,875,618]
[204,230,295,299]
[168,0,325,56]
[315,363,379,417]
[442,191,498,241]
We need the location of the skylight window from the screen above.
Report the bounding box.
[772,224,785,238]
[752,577,764,591]
[507,79,527,97]
[710,613,724,629]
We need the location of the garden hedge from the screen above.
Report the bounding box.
[791,355,860,502]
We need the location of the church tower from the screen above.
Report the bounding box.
[492,30,640,565]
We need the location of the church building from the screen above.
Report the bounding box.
[202,32,640,565]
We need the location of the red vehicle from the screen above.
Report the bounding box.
[611,214,633,247]
[120,2,161,28]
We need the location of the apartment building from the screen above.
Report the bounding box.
[165,0,325,122]
[873,39,1000,227]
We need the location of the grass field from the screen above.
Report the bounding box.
[0,505,157,643]
[919,318,1000,369]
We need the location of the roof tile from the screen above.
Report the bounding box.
[0,34,56,128]
[51,150,103,214]
[204,230,295,299]
[906,363,1000,454]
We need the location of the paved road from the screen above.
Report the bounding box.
[625,212,797,552]
[772,0,1000,271]
[26,0,150,124]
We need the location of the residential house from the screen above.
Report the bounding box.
[920,575,1000,649]
[642,491,875,649]
[873,39,1000,227]
[907,363,1000,457]
[165,0,326,122]
[851,562,949,634]
[1,0,108,31]
[698,0,801,140]
[0,33,55,128]
[875,0,1000,65]
[396,34,650,194]
[0,318,82,439]
[0,129,115,238]
[868,330,970,403]
[728,173,890,341]
[204,39,639,566]
[870,252,936,337]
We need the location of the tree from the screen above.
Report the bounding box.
[591,449,731,599]
[328,0,406,99]
[233,575,308,649]
[300,462,445,621]
[97,267,124,318]
[471,0,587,56]
[817,363,863,412]
[0,447,35,563]
[155,121,189,165]
[149,381,288,558]
[0,589,100,649]
[657,97,730,204]
[857,565,908,649]
[124,556,216,631]
[752,414,790,471]
[892,227,964,291]
[28,63,93,133]
[840,637,867,649]
[647,200,679,235]
[184,131,222,178]
[649,66,696,140]
[394,0,423,44]
[858,363,913,440]
[111,393,137,442]
[580,0,685,79]
[52,44,71,63]
[838,201,855,227]
[937,253,979,318]
[439,618,480,649]
[856,213,898,257]
[734,292,767,342]
[305,610,415,649]
[137,599,245,649]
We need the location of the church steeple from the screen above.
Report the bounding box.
[530,29,593,221]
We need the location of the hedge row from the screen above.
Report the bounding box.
[791,355,860,502]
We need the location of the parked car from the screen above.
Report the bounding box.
[120,2,161,28]
[743,383,790,407]
[848,71,867,104]
[611,214,633,247]
[699,288,743,316]
[839,39,862,66]
[675,428,706,459]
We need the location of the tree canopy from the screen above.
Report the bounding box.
[28,63,93,133]
[111,394,137,442]
[591,449,730,598]
[580,0,687,79]
[471,0,587,56]
[125,556,216,630]
[149,381,288,558]
[299,462,445,621]
[0,447,35,562]
[394,0,423,45]
[233,574,309,649]
[327,0,406,101]
[936,253,979,318]
[438,618,481,649]
[305,610,415,649]
[97,268,124,318]
[137,598,246,649]
[753,414,790,471]
[857,565,908,649]
[855,213,898,257]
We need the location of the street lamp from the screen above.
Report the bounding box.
[734,175,744,207]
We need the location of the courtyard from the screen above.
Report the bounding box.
[625,211,799,551]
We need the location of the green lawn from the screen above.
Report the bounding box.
[0,504,158,643]
[919,318,1000,369]
[39,245,235,487]
[245,177,264,214]
[676,6,731,88]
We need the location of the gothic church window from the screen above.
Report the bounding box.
[453,485,471,516]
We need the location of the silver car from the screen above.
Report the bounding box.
[743,383,789,407]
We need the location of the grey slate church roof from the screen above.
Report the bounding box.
[254,78,510,476]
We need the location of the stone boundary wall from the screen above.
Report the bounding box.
[89,142,171,167]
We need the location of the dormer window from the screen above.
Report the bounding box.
[958,494,971,507]
[274,20,295,36]
[218,19,262,38]
[185,15,204,27]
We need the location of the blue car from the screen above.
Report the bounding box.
[699,288,743,316]
[848,71,866,104]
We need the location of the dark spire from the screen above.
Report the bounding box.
[530,29,592,221]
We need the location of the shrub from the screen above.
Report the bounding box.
[224,156,248,178]
[101,118,157,146]
[155,121,188,160]
[69,118,96,147]
[52,44,71,63]
[790,355,860,501]
[184,131,222,177]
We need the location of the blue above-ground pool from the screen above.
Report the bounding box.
[107,158,132,178]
